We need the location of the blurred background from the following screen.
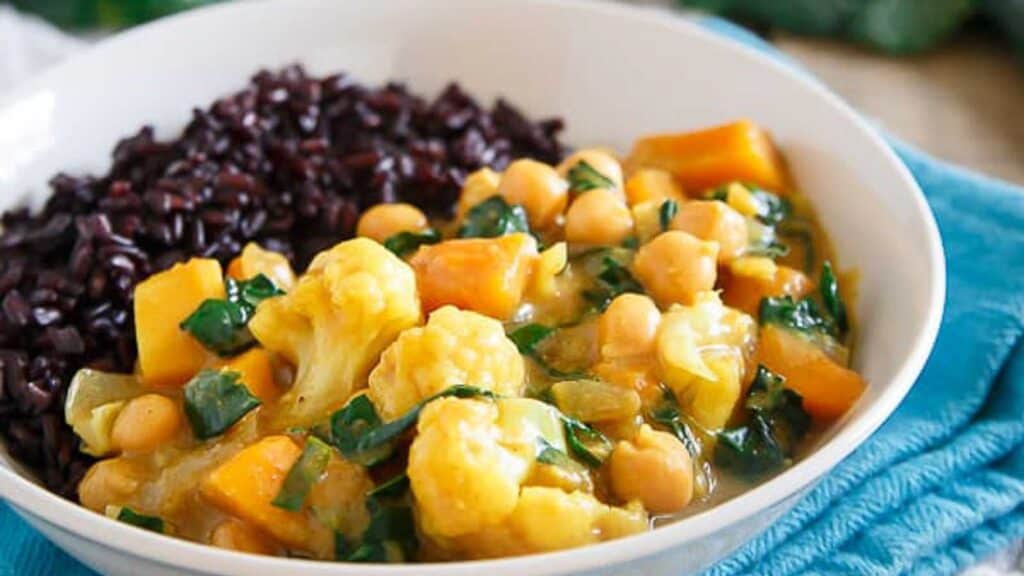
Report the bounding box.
[2,0,1021,185]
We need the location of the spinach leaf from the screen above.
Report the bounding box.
[383,229,441,257]
[329,385,497,466]
[647,386,708,459]
[562,416,613,468]
[507,323,556,356]
[272,436,332,511]
[180,274,284,356]
[759,295,836,338]
[659,199,679,231]
[819,260,848,334]
[567,160,615,194]
[183,370,262,440]
[748,188,790,225]
[457,195,530,239]
[116,507,164,533]
[744,238,790,259]
[582,256,644,312]
[620,236,640,249]
[534,437,579,469]
[339,473,417,563]
[715,365,811,477]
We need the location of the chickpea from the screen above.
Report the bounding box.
[557,148,625,198]
[78,458,144,512]
[632,231,718,308]
[457,167,501,219]
[211,519,277,555]
[356,203,429,243]
[609,424,693,514]
[564,189,634,246]
[496,159,568,229]
[598,294,661,360]
[670,200,747,262]
[110,394,182,453]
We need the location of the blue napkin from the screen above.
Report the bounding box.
[2,16,1024,576]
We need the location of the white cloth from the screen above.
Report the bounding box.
[0,3,1020,575]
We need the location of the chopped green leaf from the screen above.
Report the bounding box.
[562,416,613,468]
[820,261,848,334]
[704,188,729,202]
[647,386,708,459]
[535,437,574,467]
[567,160,615,194]
[759,295,835,338]
[457,195,530,239]
[272,436,332,511]
[342,472,417,563]
[329,385,498,466]
[508,323,556,356]
[715,365,811,477]
[748,188,790,225]
[116,507,164,533]
[659,199,679,231]
[183,370,262,440]
[368,473,410,500]
[745,239,790,259]
[745,219,790,259]
[582,256,644,312]
[180,274,284,356]
[383,229,441,257]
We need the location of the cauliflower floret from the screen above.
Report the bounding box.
[656,291,756,430]
[409,397,647,560]
[249,238,421,428]
[368,306,525,420]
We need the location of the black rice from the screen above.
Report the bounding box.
[0,65,566,498]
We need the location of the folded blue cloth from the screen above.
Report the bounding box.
[2,15,1023,576]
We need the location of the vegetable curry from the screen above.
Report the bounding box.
[68,120,867,562]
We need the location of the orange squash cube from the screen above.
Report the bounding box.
[134,258,225,387]
[221,348,279,403]
[201,436,308,548]
[757,325,866,421]
[723,265,811,316]
[409,233,538,320]
[627,120,787,193]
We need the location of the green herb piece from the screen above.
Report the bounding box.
[715,365,811,477]
[562,416,613,468]
[116,507,164,533]
[183,370,262,440]
[759,295,836,338]
[745,239,790,259]
[457,195,530,239]
[535,437,575,467]
[659,199,679,231]
[567,160,615,194]
[582,256,644,312]
[620,236,640,249]
[272,436,332,511]
[383,229,441,257]
[180,274,284,356]
[748,188,790,225]
[329,386,497,466]
[508,323,556,356]
[819,261,848,334]
[647,386,706,458]
[705,188,729,202]
[341,473,417,563]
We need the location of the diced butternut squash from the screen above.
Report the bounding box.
[627,120,787,193]
[757,325,866,421]
[134,258,225,387]
[409,233,538,320]
[226,243,296,291]
[624,169,684,206]
[723,265,811,316]
[221,348,279,403]
[201,436,309,548]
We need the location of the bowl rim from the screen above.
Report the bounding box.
[0,0,946,574]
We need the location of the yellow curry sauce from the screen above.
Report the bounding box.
[66,120,867,562]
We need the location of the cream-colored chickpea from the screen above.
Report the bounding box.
[355,203,429,243]
[557,148,625,198]
[110,394,183,453]
[564,189,634,246]
[211,519,277,555]
[496,159,568,229]
[609,424,693,514]
[456,167,501,219]
[633,231,718,307]
[670,200,748,262]
[598,293,661,360]
[78,458,144,512]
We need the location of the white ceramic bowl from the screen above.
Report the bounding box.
[0,1,944,574]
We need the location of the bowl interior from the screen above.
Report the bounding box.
[0,0,944,574]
